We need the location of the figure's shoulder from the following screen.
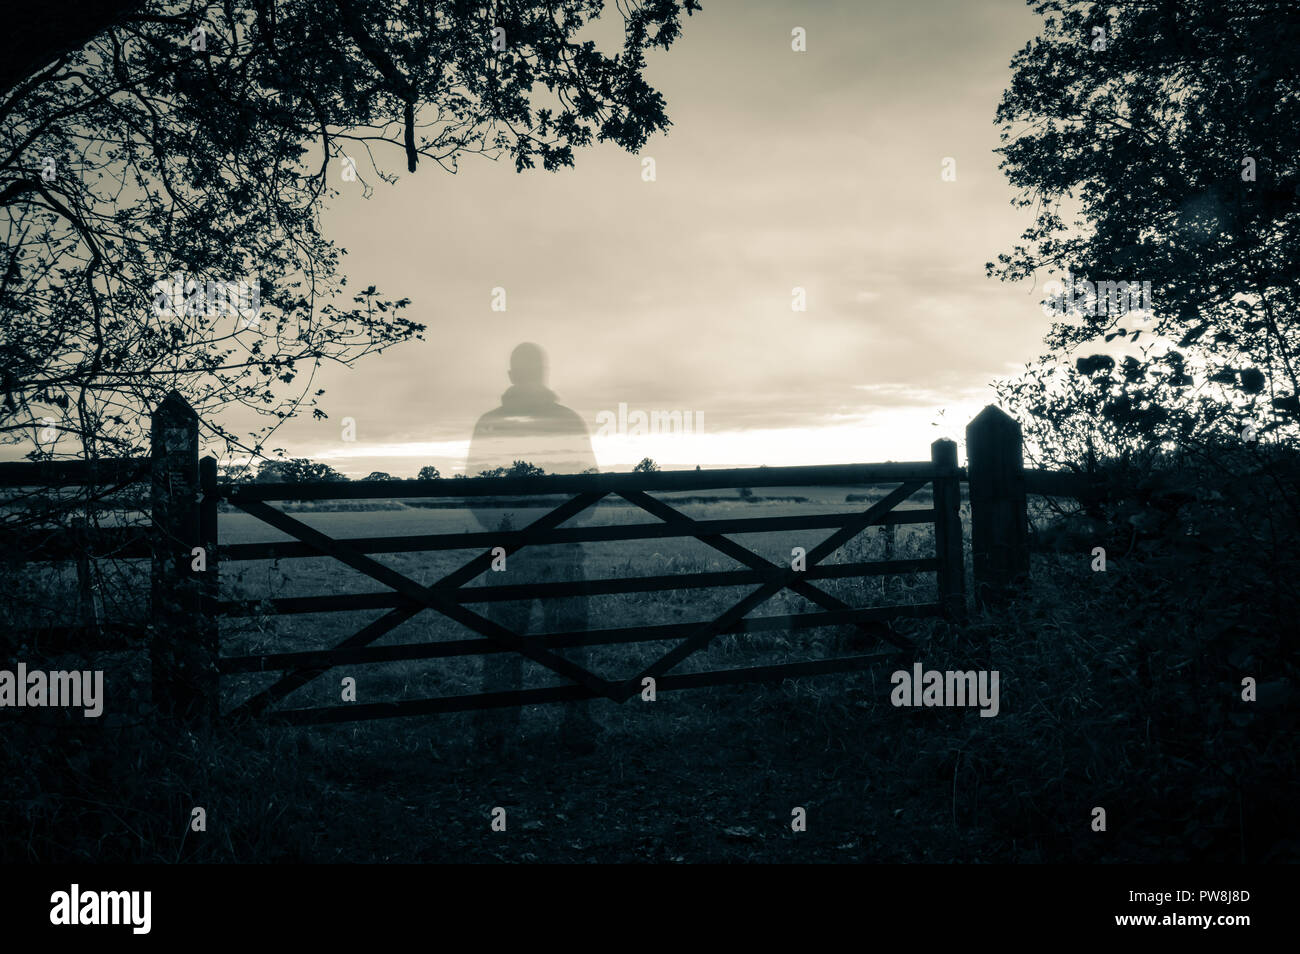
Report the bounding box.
[550,403,592,434]
[471,406,508,430]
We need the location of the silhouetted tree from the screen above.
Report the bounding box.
[257,459,347,483]
[477,460,545,479]
[990,0,1300,461]
[633,457,659,473]
[416,465,441,481]
[362,471,396,481]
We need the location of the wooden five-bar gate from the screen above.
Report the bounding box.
[2,394,1042,728]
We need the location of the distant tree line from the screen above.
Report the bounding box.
[246,457,642,482]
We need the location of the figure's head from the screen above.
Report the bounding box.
[508,342,548,387]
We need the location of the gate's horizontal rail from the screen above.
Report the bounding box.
[0,457,150,488]
[7,507,935,564]
[223,461,942,502]
[219,509,937,562]
[217,558,939,617]
[4,527,152,562]
[217,602,945,673]
[7,505,936,564]
[258,650,907,725]
[457,559,936,602]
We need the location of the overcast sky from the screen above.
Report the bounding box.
[227,0,1048,477]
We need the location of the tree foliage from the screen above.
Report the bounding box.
[477,459,544,478]
[256,457,347,482]
[990,0,1300,458]
[1,0,699,468]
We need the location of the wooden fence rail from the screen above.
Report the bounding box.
[1,392,1093,727]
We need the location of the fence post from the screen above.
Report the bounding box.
[931,438,966,621]
[150,390,212,726]
[966,405,1030,608]
[199,455,220,725]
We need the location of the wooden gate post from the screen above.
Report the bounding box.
[966,405,1030,608]
[150,390,215,726]
[199,454,219,723]
[931,438,966,621]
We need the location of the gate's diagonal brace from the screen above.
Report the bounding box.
[614,482,925,700]
[231,605,420,718]
[618,490,917,655]
[432,492,604,592]
[228,492,617,704]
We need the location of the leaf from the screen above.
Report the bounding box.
[1076,354,1115,375]
[1238,368,1265,394]
[1273,395,1300,415]
[1178,324,1208,346]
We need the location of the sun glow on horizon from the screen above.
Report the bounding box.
[291,400,990,478]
